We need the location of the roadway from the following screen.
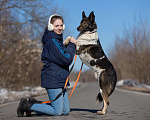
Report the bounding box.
[0,82,150,120]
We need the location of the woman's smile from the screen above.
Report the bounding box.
[53,19,63,35]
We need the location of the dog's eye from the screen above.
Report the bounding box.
[82,22,87,25]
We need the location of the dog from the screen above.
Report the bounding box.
[63,11,117,115]
[76,11,117,115]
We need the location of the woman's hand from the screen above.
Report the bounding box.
[70,36,76,45]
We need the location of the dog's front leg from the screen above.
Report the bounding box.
[63,36,72,46]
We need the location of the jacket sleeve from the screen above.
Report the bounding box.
[46,38,76,67]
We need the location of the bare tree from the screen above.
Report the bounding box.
[0,0,70,90]
[0,0,56,39]
[109,18,150,84]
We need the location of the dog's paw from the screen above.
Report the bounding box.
[63,36,72,46]
[97,110,106,115]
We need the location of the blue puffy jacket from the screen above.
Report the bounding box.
[41,29,76,89]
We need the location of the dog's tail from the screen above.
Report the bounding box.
[96,93,103,102]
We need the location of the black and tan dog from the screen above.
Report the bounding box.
[76,11,117,115]
[64,11,117,115]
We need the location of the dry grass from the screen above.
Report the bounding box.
[117,86,150,94]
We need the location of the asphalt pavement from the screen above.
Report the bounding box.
[0,82,150,120]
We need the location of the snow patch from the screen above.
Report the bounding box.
[116,79,150,89]
[0,82,81,104]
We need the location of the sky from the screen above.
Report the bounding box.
[52,0,150,71]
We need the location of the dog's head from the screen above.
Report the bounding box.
[77,11,97,33]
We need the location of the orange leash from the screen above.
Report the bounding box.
[41,55,83,104]
[69,62,83,99]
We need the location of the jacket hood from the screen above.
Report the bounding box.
[41,28,63,44]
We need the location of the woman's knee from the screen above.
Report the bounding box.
[63,108,70,115]
[54,109,63,116]
[54,108,70,116]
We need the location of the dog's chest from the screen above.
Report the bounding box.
[76,30,105,73]
[79,52,92,63]
[79,52,98,71]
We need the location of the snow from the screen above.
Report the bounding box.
[0,87,44,104]
[141,83,150,89]
[116,79,150,89]
[0,82,81,104]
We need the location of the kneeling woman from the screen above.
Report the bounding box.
[17,14,76,117]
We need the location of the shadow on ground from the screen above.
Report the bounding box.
[70,108,99,113]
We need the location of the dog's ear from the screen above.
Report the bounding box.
[82,11,86,18]
[89,11,95,23]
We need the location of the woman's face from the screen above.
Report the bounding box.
[53,19,63,35]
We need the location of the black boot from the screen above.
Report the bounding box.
[26,97,42,116]
[28,97,42,104]
[17,98,29,117]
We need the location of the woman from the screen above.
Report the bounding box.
[17,14,76,117]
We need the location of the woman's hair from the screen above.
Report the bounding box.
[50,15,64,24]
